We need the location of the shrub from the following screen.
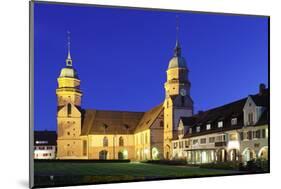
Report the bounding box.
[143,160,187,165]
[199,161,240,170]
[34,159,131,163]
[240,159,269,172]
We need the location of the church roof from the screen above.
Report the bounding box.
[59,66,79,79]
[80,104,163,135]
[168,56,187,69]
[134,104,164,133]
[168,40,187,69]
[81,110,144,135]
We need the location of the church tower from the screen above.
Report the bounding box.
[56,32,82,107]
[56,32,84,158]
[163,21,193,159]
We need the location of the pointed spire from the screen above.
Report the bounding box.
[174,16,181,57]
[66,30,72,67]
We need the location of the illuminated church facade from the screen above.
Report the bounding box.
[56,33,193,160]
[56,33,268,162]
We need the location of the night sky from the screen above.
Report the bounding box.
[34,2,268,131]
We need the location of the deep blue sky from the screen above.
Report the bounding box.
[34,2,268,131]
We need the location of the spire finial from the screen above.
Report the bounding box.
[66,30,72,66]
[176,15,179,43]
[174,16,181,57]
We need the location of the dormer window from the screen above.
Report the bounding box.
[196,126,200,132]
[248,113,254,125]
[206,124,211,130]
[218,121,223,128]
[231,118,237,126]
[178,128,184,136]
[189,128,192,134]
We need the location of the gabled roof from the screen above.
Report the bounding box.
[183,98,246,138]
[80,104,163,135]
[250,89,269,106]
[134,104,163,133]
[180,116,198,126]
[81,110,144,135]
[181,88,269,138]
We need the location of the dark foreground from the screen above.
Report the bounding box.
[34,161,242,188]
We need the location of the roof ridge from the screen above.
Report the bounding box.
[85,108,145,114]
[195,97,247,116]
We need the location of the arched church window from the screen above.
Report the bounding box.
[119,137,124,147]
[103,137,108,147]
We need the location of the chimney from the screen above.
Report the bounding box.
[259,83,266,95]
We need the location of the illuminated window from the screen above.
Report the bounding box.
[248,113,254,125]
[261,129,268,138]
[189,128,192,134]
[231,118,237,125]
[35,141,48,144]
[209,137,215,143]
[200,138,206,144]
[216,135,225,142]
[196,126,200,132]
[185,140,190,147]
[247,131,252,140]
[218,121,223,128]
[206,124,211,130]
[255,130,261,138]
[229,133,238,141]
[193,139,198,145]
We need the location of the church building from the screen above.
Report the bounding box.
[56,33,193,160]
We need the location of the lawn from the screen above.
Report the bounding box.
[34,161,240,187]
